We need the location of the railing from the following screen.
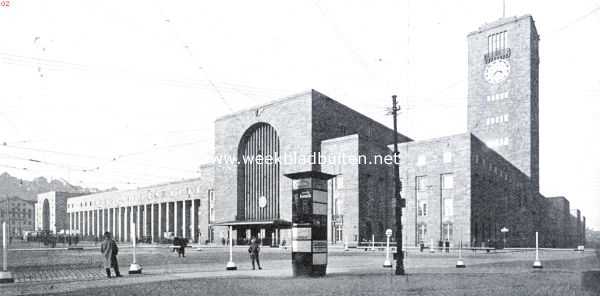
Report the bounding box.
[484,48,511,64]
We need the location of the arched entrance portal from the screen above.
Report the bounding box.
[42,199,50,231]
[236,122,281,245]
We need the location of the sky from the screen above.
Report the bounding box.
[0,0,599,229]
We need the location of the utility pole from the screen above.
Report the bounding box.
[391,95,406,275]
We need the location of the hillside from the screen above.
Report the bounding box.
[0,172,114,201]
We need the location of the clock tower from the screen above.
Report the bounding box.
[467,15,540,191]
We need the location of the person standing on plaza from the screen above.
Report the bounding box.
[248,237,262,270]
[100,232,122,278]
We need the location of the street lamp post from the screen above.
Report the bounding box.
[383,229,393,268]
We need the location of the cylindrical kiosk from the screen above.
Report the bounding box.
[285,171,335,277]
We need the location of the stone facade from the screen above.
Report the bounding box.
[212,89,410,245]
[467,15,540,192]
[37,166,213,243]
[0,196,36,238]
[35,192,84,234]
[397,133,471,248]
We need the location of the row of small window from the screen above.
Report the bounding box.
[486,137,510,148]
[417,223,454,242]
[0,212,33,218]
[414,174,454,191]
[485,114,509,126]
[486,91,509,102]
[417,198,453,217]
[417,152,453,166]
[474,154,513,182]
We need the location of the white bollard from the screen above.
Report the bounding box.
[533,231,543,269]
[0,222,15,283]
[456,240,466,268]
[383,230,392,268]
[371,234,375,251]
[226,226,237,270]
[430,238,435,253]
[344,235,349,251]
[129,222,142,274]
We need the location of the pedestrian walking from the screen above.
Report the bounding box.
[248,237,262,270]
[100,232,122,278]
[173,237,188,257]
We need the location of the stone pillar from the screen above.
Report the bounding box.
[112,208,116,237]
[158,203,163,242]
[144,204,149,238]
[129,206,134,242]
[99,209,104,236]
[123,207,127,242]
[174,201,179,237]
[166,202,171,233]
[191,199,196,243]
[150,204,155,243]
[135,205,143,237]
[69,212,73,234]
[83,211,87,236]
[182,200,187,238]
[118,207,122,241]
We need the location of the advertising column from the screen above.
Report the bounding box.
[285,171,335,277]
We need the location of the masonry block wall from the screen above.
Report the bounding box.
[321,135,360,244]
[358,135,397,242]
[312,90,410,243]
[213,91,314,242]
[470,135,540,247]
[398,133,471,247]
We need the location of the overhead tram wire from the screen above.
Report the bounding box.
[548,4,600,35]
[153,1,262,124]
[1,141,204,173]
[0,52,289,99]
[0,154,176,184]
[0,143,203,181]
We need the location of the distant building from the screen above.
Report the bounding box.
[35,192,85,233]
[64,176,212,243]
[0,196,36,238]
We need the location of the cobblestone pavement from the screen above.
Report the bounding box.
[0,247,598,296]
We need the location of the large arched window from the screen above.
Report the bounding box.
[237,122,280,221]
[42,199,50,231]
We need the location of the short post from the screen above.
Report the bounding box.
[344,235,349,251]
[456,240,466,268]
[225,226,237,270]
[383,229,392,268]
[0,222,15,283]
[430,238,435,253]
[128,222,142,274]
[371,234,375,251]
[532,231,542,269]
[501,227,509,249]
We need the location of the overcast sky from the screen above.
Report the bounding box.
[1,0,599,229]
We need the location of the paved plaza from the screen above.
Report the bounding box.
[0,244,599,296]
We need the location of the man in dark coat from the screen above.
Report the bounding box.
[175,237,188,258]
[100,232,121,278]
[248,237,262,270]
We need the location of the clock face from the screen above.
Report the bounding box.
[258,196,267,208]
[484,59,511,84]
